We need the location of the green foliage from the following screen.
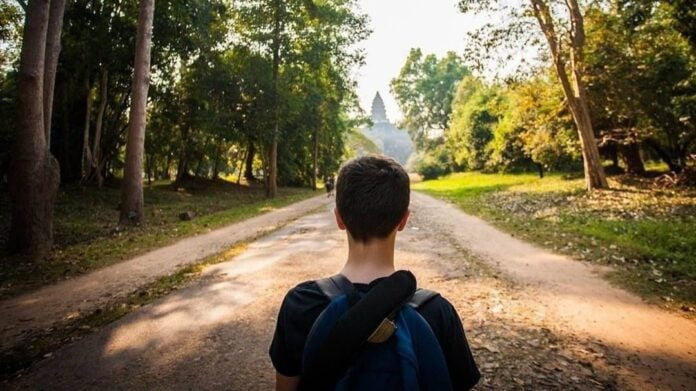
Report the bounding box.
[0,0,22,70]
[446,77,502,170]
[511,75,581,171]
[0,0,369,187]
[414,144,452,180]
[390,49,469,150]
[585,3,696,172]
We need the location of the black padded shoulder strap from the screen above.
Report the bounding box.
[315,274,354,299]
[408,288,440,309]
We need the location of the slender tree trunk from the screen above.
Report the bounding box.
[244,141,256,181]
[81,76,92,180]
[212,144,222,179]
[120,0,155,226]
[8,0,64,258]
[237,146,247,185]
[194,155,204,177]
[89,67,108,186]
[42,0,66,147]
[164,153,171,180]
[147,151,155,184]
[175,124,192,184]
[530,0,608,191]
[267,0,281,198]
[312,126,319,191]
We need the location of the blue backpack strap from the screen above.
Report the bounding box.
[315,274,354,299]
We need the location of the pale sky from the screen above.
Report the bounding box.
[355,0,486,123]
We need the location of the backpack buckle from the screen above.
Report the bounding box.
[367,318,397,343]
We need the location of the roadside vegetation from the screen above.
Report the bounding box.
[414,172,696,310]
[0,179,314,299]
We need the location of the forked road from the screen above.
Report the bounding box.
[8,192,696,390]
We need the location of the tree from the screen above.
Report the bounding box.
[233,0,367,192]
[459,0,608,190]
[119,0,155,226]
[390,50,469,150]
[529,0,607,189]
[8,0,66,257]
[583,2,695,173]
[447,76,502,170]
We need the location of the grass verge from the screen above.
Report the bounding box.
[413,171,696,312]
[0,179,315,299]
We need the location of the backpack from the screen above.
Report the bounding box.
[299,272,453,391]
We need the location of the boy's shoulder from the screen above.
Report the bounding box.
[280,278,460,326]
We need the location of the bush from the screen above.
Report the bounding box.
[415,147,452,180]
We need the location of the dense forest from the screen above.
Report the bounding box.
[0,0,368,258]
[393,0,695,185]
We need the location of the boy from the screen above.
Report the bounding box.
[269,155,480,390]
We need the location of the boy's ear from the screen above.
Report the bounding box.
[396,209,410,232]
[334,207,347,230]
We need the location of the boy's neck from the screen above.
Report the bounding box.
[340,234,396,284]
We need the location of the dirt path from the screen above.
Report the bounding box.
[0,195,329,353]
[6,193,696,390]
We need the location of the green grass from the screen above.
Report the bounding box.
[0,179,315,299]
[414,172,696,310]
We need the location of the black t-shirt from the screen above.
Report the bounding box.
[269,278,481,390]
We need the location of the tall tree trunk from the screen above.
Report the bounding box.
[120,0,155,226]
[163,153,171,180]
[244,141,256,181]
[212,144,222,179]
[81,75,92,180]
[175,125,190,184]
[194,155,204,177]
[8,0,64,258]
[530,0,608,191]
[91,67,108,187]
[42,0,66,147]
[237,146,248,184]
[267,0,281,198]
[312,126,319,191]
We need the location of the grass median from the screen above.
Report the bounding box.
[413,172,696,311]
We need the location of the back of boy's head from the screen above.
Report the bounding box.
[336,155,410,242]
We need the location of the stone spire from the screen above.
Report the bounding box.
[370,92,388,123]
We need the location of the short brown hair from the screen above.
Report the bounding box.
[335,156,410,242]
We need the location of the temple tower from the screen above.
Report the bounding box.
[370,92,389,123]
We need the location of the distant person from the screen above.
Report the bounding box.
[325,175,335,197]
[270,156,480,390]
